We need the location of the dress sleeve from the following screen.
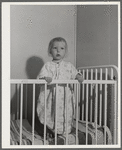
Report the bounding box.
[71,63,78,79]
[37,62,49,79]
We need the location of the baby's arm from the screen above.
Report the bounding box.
[44,77,52,83]
[75,72,84,83]
[37,63,52,83]
[70,63,84,83]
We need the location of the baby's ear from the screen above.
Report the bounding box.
[48,51,52,57]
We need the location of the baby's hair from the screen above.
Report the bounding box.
[48,37,68,56]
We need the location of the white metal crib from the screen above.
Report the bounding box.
[10,65,118,145]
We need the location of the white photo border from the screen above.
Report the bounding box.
[2,1,121,148]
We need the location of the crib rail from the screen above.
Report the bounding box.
[77,65,118,145]
[10,79,116,84]
[10,79,117,145]
[77,65,118,70]
[77,65,118,80]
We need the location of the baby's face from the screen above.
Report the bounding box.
[51,41,66,61]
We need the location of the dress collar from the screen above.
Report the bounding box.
[51,59,64,65]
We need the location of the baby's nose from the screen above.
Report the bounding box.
[57,49,60,52]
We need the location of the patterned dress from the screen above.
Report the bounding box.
[37,60,78,135]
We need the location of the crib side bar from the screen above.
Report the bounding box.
[44,83,47,145]
[99,68,103,126]
[111,67,114,144]
[114,82,117,144]
[55,84,58,145]
[104,68,108,144]
[95,69,98,80]
[82,70,85,120]
[76,83,79,144]
[90,69,93,122]
[74,84,76,118]
[17,84,20,119]
[111,68,114,79]
[95,84,98,144]
[78,70,81,120]
[78,82,81,120]
[10,79,116,84]
[86,69,89,80]
[32,83,35,145]
[10,79,79,84]
[95,69,98,144]
[86,69,89,145]
[20,83,23,145]
[66,84,68,145]
[104,83,107,144]
[25,84,28,119]
[85,79,89,145]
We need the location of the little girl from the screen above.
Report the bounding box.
[37,37,83,136]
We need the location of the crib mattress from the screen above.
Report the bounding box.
[10,119,112,145]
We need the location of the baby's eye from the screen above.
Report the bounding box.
[53,47,57,50]
[61,47,64,50]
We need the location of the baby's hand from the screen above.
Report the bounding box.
[76,73,84,83]
[44,77,52,83]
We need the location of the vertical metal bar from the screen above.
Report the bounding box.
[25,84,27,119]
[78,70,81,120]
[111,68,113,80]
[44,83,47,145]
[85,82,89,145]
[76,83,79,144]
[99,68,102,126]
[95,69,98,122]
[95,69,98,80]
[86,69,89,80]
[111,67,114,143]
[10,84,12,120]
[17,84,20,119]
[86,69,89,144]
[78,83,81,120]
[66,84,68,145]
[90,69,93,122]
[104,83,107,145]
[20,83,23,145]
[86,69,88,120]
[74,84,76,118]
[105,68,108,80]
[95,69,98,144]
[32,84,35,145]
[82,70,85,120]
[114,82,117,144]
[95,83,98,145]
[104,68,108,144]
[55,84,58,145]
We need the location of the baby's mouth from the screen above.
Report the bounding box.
[56,54,60,57]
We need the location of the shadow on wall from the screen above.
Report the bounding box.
[11,56,44,121]
[26,56,44,79]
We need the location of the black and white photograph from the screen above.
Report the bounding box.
[2,1,121,148]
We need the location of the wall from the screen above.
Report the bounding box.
[10,5,76,79]
[76,5,118,68]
